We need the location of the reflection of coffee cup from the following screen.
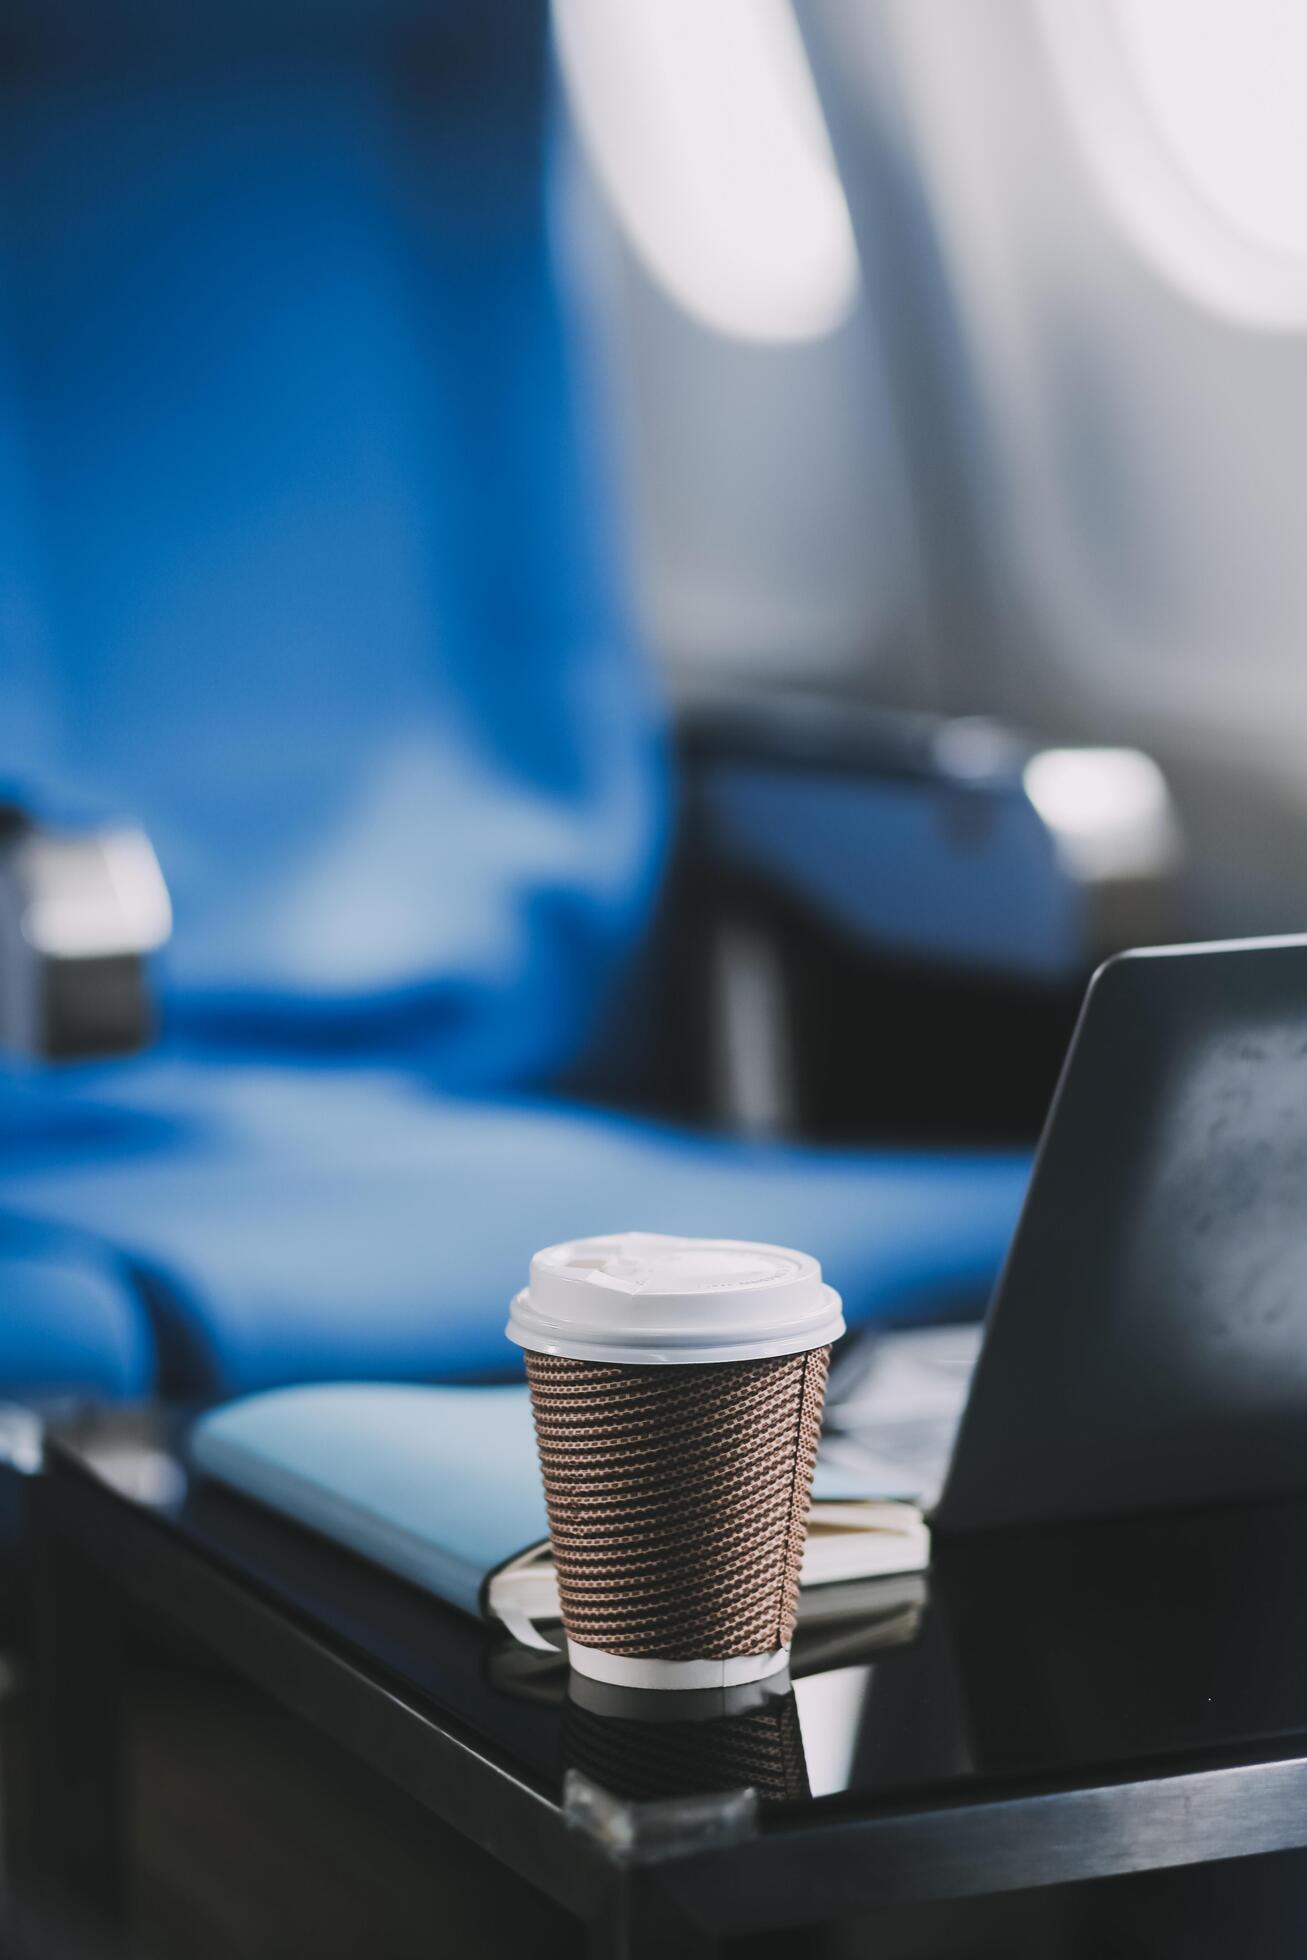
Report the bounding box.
[563,1673,810,1806]
[507,1232,844,1690]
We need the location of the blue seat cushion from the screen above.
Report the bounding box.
[0,1057,1028,1395]
[0,1218,155,1399]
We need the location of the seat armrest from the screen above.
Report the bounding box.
[0,802,172,1060]
[680,692,1182,982]
[673,693,1182,1140]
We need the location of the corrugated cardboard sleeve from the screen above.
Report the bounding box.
[524,1347,830,1661]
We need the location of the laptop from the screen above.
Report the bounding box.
[823,935,1307,1533]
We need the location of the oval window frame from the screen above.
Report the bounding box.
[1035,0,1307,330]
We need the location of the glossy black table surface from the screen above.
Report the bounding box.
[28,1406,1307,1956]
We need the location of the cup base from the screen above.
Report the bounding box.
[566,1639,790,1692]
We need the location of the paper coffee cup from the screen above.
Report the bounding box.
[507,1232,844,1690]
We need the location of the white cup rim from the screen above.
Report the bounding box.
[506,1230,845,1367]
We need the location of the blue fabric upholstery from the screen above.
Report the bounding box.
[0,2,1030,1401]
[0,2,664,1087]
[2,1056,1028,1395]
[700,764,1085,982]
[0,1218,155,1398]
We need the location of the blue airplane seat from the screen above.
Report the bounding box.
[0,0,1029,1399]
[0,0,663,1088]
[0,1059,1029,1394]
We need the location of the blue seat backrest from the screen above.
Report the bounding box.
[0,1,666,1087]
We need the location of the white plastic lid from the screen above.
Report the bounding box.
[506,1231,845,1367]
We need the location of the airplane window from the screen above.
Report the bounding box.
[552,0,859,345]
[1113,0,1307,260]
[1038,0,1307,326]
